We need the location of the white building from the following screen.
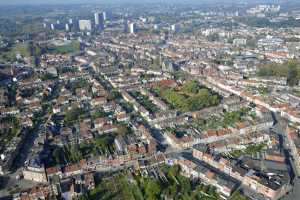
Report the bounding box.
[65,24,70,31]
[102,11,107,21]
[233,38,247,46]
[94,13,100,25]
[171,24,179,32]
[79,20,92,31]
[258,35,283,48]
[129,22,135,34]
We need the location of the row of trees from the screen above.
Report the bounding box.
[257,60,300,86]
[0,116,20,151]
[239,17,300,28]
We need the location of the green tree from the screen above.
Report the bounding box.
[116,125,131,136]
[144,178,161,200]
[182,80,199,94]
[287,60,299,86]
[107,90,121,101]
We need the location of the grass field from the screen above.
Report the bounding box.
[0,43,30,62]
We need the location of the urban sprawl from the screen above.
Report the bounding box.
[1,1,300,200]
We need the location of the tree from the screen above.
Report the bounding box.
[116,125,131,136]
[144,178,161,200]
[177,175,191,194]
[52,148,63,164]
[166,184,178,198]
[182,80,199,94]
[257,59,300,86]
[28,41,42,67]
[287,60,299,86]
[107,90,121,101]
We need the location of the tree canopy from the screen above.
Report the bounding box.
[257,60,300,86]
[156,80,220,112]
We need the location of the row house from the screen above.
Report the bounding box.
[137,153,166,170]
[116,111,130,122]
[46,166,63,181]
[286,126,300,176]
[103,101,118,112]
[0,106,20,116]
[192,146,290,200]
[75,88,92,101]
[90,96,107,107]
[205,75,300,124]
[13,185,54,200]
[79,119,93,140]
[22,158,47,183]
[165,132,194,149]
[100,124,118,134]
[177,158,238,198]
[140,88,168,111]
[150,110,177,123]
[62,163,83,178]
[190,105,223,120]
[93,117,108,129]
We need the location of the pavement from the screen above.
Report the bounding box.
[272,113,300,200]
[282,178,300,200]
[0,171,38,198]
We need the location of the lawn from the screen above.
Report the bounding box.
[63,106,87,126]
[0,43,31,61]
[154,80,220,112]
[229,191,250,200]
[48,41,80,54]
[227,143,267,158]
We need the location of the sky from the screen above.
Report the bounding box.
[0,0,168,5]
[0,0,285,5]
[0,0,100,5]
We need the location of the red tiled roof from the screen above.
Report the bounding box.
[46,166,61,174]
[64,164,81,173]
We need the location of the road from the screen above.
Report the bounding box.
[271,113,300,200]
[282,178,300,200]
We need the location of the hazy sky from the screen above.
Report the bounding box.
[0,0,103,5]
[0,0,170,5]
[0,0,284,5]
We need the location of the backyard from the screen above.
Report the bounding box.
[79,165,223,200]
[129,91,160,114]
[153,80,220,112]
[193,108,251,131]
